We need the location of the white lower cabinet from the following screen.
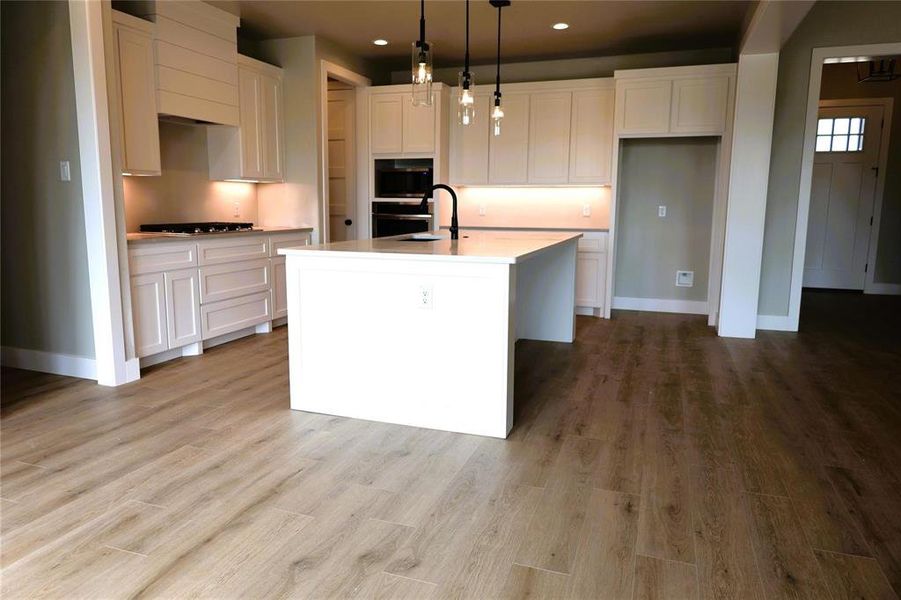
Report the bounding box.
[271,256,288,319]
[200,291,272,339]
[164,268,201,348]
[132,272,168,357]
[129,231,310,363]
[575,232,608,316]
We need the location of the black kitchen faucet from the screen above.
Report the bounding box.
[420,184,459,240]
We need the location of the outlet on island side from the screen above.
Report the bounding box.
[417,284,434,309]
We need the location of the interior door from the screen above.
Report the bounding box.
[804,104,884,289]
[327,88,355,242]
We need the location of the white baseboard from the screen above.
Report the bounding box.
[756,314,797,331]
[575,306,603,317]
[866,282,901,295]
[1,346,97,380]
[612,296,708,315]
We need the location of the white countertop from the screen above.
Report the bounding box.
[278,230,582,264]
[126,226,313,244]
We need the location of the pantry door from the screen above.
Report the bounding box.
[327,87,356,242]
[803,104,884,290]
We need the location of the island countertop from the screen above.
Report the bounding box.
[278,230,582,264]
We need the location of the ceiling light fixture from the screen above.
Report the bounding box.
[552,22,569,30]
[411,0,433,106]
[373,39,388,46]
[457,0,475,126]
[489,0,510,136]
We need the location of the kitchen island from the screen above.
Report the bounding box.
[279,231,581,438]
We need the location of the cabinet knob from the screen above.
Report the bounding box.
[344,219,353,226]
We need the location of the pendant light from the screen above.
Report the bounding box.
[457,0,475,125]
[411,0,433,106]
[489,0,510,136]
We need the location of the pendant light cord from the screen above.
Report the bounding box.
[419,0,426,47]
[494,3,502,99]
[464,0,470,73]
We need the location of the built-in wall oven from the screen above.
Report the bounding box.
[372,201,433,238]
[374,158,433,199]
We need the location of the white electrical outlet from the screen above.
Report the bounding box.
[675,270,694,287]
[658,205,667,218]
[582,204,591,217]
[59,161,71,182]
[479,205,486,216]
[417,284,434,309]
[233,202,240,217]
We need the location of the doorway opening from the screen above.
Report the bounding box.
[790,44,901,329]
[319,61,370,243]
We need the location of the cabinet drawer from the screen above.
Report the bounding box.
[269,232,311,257]
[199,258,270,304]
[577,232,608,253]
[129,243,198,275]
[200,291,271,339]
[197,236,269,265]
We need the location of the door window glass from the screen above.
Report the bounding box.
[816,117,865,152]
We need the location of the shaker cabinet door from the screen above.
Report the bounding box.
[132,273,168,357]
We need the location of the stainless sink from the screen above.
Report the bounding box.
[398,234,445,242]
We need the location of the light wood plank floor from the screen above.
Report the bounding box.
[2,290,900,599]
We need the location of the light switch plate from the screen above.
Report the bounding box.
[675,270,694,287]
[658,205,666,218]
[59,161,71,182]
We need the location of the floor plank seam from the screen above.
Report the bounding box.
[511,560,573,577]
[102,544,149,558]
[378,569,439,587]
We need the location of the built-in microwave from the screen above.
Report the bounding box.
[374,158,433,199]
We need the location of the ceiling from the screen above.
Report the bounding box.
[215,1,752,68]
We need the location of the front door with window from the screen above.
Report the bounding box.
[804,104,884,290]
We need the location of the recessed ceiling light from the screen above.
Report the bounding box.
[552,23,569,30]
[373,39,389,46]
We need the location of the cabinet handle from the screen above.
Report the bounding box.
[344,219,353,226]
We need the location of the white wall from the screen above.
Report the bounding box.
[1,0,96,359]
[122,120,258,231]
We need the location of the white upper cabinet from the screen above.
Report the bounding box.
[449,93,491,184]
[489,93,530,184]
[615,79,672,134]
[370,94,404,154]
[528,92,572,184]
[370,91,438,155]
[448,79,614,186]
[402,100,436,153]
[670,76,730,134]
[207,55,285,182]
[112,11,160,176]
[614,64,735,136]
[569,89,615,184]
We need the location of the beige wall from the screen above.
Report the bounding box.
[122,120,258,231]
[614,138,718,303]
[1,0,96,358]
[441,187,610,231]
[760,1,901,316]
[819,61,901,285]
[390,47,734,86]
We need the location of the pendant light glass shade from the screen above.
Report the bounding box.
[489,0,510,136]
[492,97,504,136]
[457,0,474,126]
[458,72,475,126]
[411,0,433,106]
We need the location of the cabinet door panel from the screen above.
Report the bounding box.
[132,273,168,357]
[489,94,530,184]
[569,89,614,184]
[201,292,272,339]
[238,68,262,178]
[164,268,201,349]
[616,79,671,134]
[271,257,288,319]
[449,93,490,184]
[198,258,271,304]
[670,76,729,134]
[575,252,606,311]
[260,74,283,180]
[402,95,436,153]
[115,25,160,174]
[528,92,572,183]
[370,94,404,154]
